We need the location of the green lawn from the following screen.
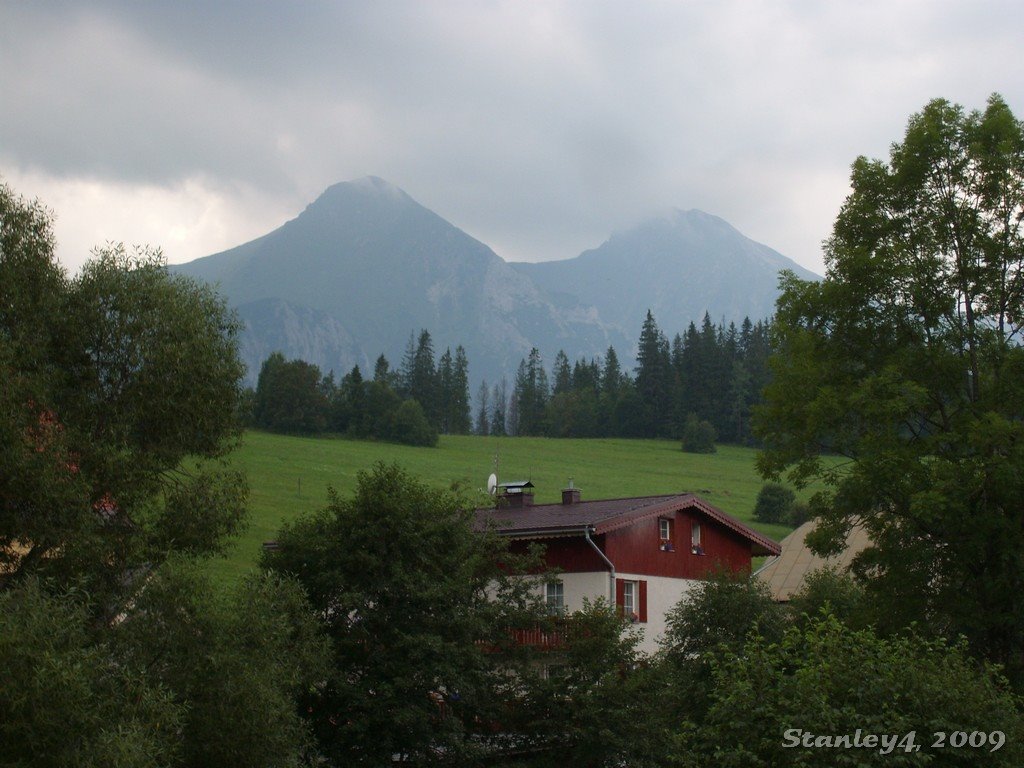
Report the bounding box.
[207,431,800,583]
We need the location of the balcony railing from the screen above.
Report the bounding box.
[508,625,565,649]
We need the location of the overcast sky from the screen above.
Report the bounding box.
[3,1,1022,276]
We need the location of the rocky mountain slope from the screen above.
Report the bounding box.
[177,178,816,386]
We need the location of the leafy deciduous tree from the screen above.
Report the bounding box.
[1,196,247,606]
[755,94,1024,682]
[263,463,547,765]
[253,352,331,434]
[751,482,796,524]
[680,616,1024,767]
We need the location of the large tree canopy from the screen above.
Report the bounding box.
[263,463,551,764]
[681,616,1024,767]
[1,181,328,767]
[755,94,1024,679]
[1,182,247,609]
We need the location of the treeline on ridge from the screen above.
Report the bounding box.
[248,311,773,447]
[249,330,469,446]
[489,311,772,445]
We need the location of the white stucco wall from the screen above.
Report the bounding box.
[541,571,701,655]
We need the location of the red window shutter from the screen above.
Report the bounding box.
[615,577,625,614]
[638,580,648,623]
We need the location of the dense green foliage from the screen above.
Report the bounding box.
[0,566,328,768]
[0,580,181,767]
[1,183,246,607]
[254,352,332,433]
[755,94,1024,683]
[499,313,773,443]
[682,616,1024,767]
[262,463,547,764]
[658,571,786,724]
[751,482,796,524]
[788,566,871,631]
[249,306,773,448]
[681,413,717,454]
[1,182,325,766]
[112,560,327,768]
[511,601,661,768]
[251,329,473,445]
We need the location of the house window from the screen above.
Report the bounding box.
[545,581,565,615]
[691,521,704,555]
[659,518,675,551]
[622,580,636,618]
[616,578,647,623]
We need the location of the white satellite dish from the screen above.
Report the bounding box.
[487,473,498,495]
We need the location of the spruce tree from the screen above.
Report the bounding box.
[438,348,454,434]
[409,329,439,427]
[490,379,508,436]
[449,346,472,434]
[552,350,572,395]
[475,380,490,436]
[373,354,390,383]
[634,310,673,436]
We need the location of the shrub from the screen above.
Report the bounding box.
[681,413,717,453]
[753,482,796,524]
[788,500,810,526]
[388,399,438,447]
[788,566,869,629]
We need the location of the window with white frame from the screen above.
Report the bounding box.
[545,581,565,615]
[616,578,647,622]
[691,521,704,554]
[622,580,636,619]
[659,517,672,541]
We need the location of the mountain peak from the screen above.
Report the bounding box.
[308,176,415,211]
[347,175,407,197]
[621,207,734,237]
[511,207,818,336]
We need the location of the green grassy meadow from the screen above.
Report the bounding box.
[207,431,800,583]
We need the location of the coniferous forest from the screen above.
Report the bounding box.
[250,311,773,449]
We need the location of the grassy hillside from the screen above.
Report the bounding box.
[207,431,799,582]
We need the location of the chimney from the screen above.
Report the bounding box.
[504,489,534,508]
[498,481,535,508]
[561,478,581,505]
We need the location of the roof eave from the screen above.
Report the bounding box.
[494,525,593,540]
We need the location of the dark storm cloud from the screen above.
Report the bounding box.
[2,1,1023,273]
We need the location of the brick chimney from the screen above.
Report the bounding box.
[561,478,581,505]
[498,481,534,508]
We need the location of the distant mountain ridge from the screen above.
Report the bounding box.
[510,209,818,337]
[176,177,817,386]
[178,177,626,385]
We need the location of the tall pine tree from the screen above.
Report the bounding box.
[634,310,673,436]
[475,380,490,436]
[449,346,472,434]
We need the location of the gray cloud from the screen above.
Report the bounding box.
[2,0,1023,274]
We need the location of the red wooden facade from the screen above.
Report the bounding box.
[479,492,780,638]
[484,491,777,585]
[507,507,757,579]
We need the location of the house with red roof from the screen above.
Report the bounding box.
[476,482,781,653]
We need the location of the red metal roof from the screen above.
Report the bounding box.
[476,494,780,556]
